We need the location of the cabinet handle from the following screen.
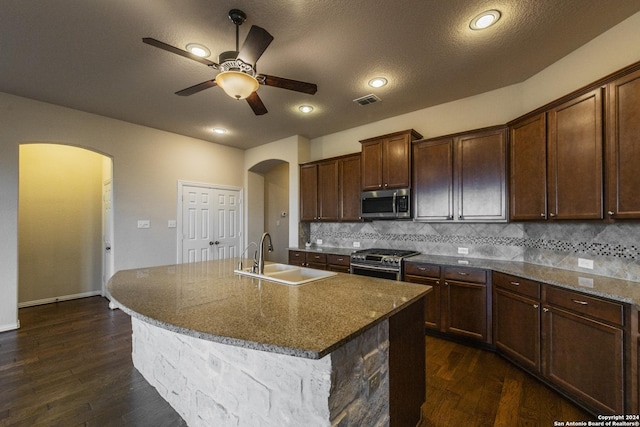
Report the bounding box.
[457,271,469,276]
[337,258,343,261]
[533,304,539,309]
[543,307,549,312]
[540,213,545,217]
[549,213,556,217]
[418,267,426,271]
[444,281,449,286]
[571,299,589,305]
[607,211,615,216]
[436,280,440,285]
[509,281,520,286]
[447,215,454,220]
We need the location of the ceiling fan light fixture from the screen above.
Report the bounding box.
[470,10,501,30]
[368,77,388,88]
[185,43,211,58]
[215,71,259,100]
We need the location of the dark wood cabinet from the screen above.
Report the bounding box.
[404,261,490,344]
[607,68,640,219]
[326,253,350,273]
[338,154,361,221]
[289,250,350,272]
[299,153,361,222]
[413,138,454,221]
[493,272,541,372]
[404,262,442,330]
[547,88,604,220]
[509,113,548,220]
[542,285,624,414]
[413,126,507,222]
[360,129,422,191]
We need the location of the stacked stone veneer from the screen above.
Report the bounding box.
[132,317,390,427]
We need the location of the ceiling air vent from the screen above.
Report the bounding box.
[353,94,381,106]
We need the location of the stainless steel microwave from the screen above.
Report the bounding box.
[360,188,411,219]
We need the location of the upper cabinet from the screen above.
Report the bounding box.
[510,88,605,220]
[360,129,422,191]
[607,68,640,219]
[299,153,361,222]
[413,126,507,222]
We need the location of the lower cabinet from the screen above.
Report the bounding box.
[288,250,350,272]
[493,271,628,415]
[404,261,490,344]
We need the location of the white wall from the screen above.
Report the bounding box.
[0,93,244,330]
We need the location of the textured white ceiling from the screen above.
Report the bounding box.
[1,0,639,149]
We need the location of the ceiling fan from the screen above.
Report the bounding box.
[143,9,317,116]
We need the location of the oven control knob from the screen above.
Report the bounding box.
[394,258,399,264]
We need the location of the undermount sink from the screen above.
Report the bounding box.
[234,263,337,286]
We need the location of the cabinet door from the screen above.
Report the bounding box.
[339,155,362,221]
[317,160,339,221]
[494,288,541,372]
[361,140,383,190]
[405,274,441,331]
[547,88,603,219]
[413,138,454,221]
[510,113,548,220]
[443,279,488,342]
[542,305,624,414]
[299,164,318,221]
[607,68,640,219]
[455,127,507,221]
[384,134,411,189]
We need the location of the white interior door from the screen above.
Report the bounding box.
[180,183,241,263]
[102,179,114,300]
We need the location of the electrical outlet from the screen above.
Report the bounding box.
[137,220,150,229]
[167,220,177,228]
[578,258,594,269]
[353,241,361,248]
[368,370,381,395]
[316,239,323,245]
[458,247,469,255]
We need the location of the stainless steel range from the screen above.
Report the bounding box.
[350,248,420,281]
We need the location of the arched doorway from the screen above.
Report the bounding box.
[18,143,113,307]
[247,160,290,263]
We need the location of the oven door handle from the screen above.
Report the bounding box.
[351,263,399,272]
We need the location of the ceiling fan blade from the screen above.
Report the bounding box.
[143,37,218,68]
[246,91,268,115]
[237,26,274,66]
[175,79,218,96]
[260,74,318,94]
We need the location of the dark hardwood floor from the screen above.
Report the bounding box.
[1,297,594,426]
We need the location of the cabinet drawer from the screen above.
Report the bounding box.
[289,251,305,263]
[493,272,540,300]
[443,266,487,284]
[404,262,441,278]
[545,285,624,326]
[306,252,327,264]
[327,254,350,266]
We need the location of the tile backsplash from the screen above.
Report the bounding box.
[305,221,640,282]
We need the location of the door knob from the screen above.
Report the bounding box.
[210,241,220,246]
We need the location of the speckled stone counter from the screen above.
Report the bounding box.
[107,257,430,359]
[289,246,355,256]
[407,254,640,307]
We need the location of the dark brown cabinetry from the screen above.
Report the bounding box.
[299,153,361,222]
[289,250,351,272]
[509,113,548,220]
[360,129,422,191]
[493,272,541,372]
[404,261,491,344]
[542,285,625,414]
[607,68,640,219]
[547,88,604,220]
[413,126,507,222]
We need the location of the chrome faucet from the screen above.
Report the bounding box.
[237,241,257,272]
[257,232,274,274]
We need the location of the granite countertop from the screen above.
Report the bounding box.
[289,246,355,256]
[108,257,430,360]
[407,254,640,307]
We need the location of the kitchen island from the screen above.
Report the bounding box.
[108,257,430,427]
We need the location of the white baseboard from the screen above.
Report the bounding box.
[18,290,103,308]
[0,321,20,332]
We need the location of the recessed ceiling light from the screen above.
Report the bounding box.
[368,77,388,88]
[212,128,227,134]
[186,43,211,58]
[470,10,501,30]
[299,105,314,114]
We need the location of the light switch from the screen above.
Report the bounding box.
[137,220,150,229]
